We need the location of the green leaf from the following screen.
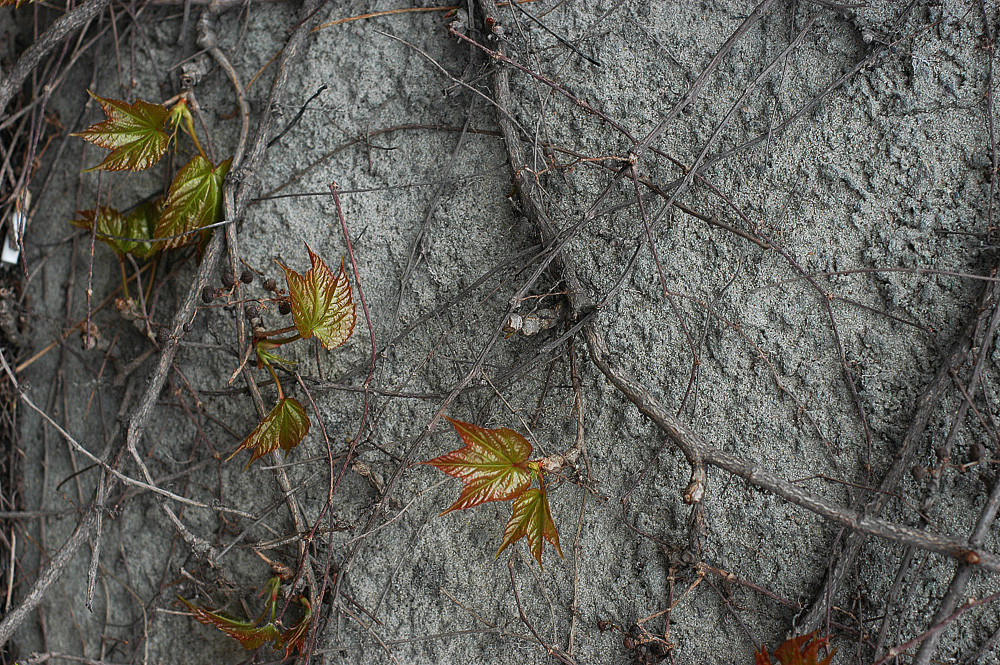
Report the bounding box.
[178,597,280,650]
[124,199,162,258]
[154,156,231,249]
[426,418,538,514]
[255,339,296,368]
[71,207,133,256]
[230,397,310,468]
[497,486,562,566]
[279,245,355,349]
[71,93,170,172]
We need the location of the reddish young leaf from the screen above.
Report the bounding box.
[755,633,836,665]
[426,418,539,514]
[275,598,312,659]
[154,156,231,249]
[178,597,280,650]
[71,93,170,172]
[497,486,562,566]
[230,397,310,468]
[278,245,356,349]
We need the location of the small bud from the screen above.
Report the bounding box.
[240,269,254,284]
[278,301,291,316]
[221,270,236,288]
[911,465,926,481]
[935,445,948,461]
[183,322,193,333]
[156,327,170,345]
[263,278,277,292]
[201,286,216,304]
[246,304,260,320]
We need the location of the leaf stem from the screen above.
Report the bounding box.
[257,326,299,341]
[265,361,284,399]
[118,257,130,300]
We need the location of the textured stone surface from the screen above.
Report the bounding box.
[7,1,1000,663]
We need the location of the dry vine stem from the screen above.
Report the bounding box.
[476,0,1000,600]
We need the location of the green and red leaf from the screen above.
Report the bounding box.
[230,397,310,468]
[178,597,280,650]
[255,339,296,368]
[275,598,312,658]
[279,245,355,349]
[71,93,170,172]
[497,486,562,566]
[153,156,231,249]
[71,207,133,257]
[426,418,538,514]
[755,632,836,665]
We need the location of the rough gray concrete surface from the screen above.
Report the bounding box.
[4,0,1000,663]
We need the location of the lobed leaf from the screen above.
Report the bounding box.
[230,397,310,468]
[497,486,562,566]
[178,597,280,650]
[279,245,356,349]
[153,156,231,249]
[71,93,170,172]
[754,632,836,665]
[426,418,538,514]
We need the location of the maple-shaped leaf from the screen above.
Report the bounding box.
[279,245,356,349]
[153,156,231,249]
[275,598,312,659]
[755,632,836,665]
[71,93,170,172]
[427,418,539,514]
[230,397,310,468]
[497,487,562,566]
[178,597,280,650]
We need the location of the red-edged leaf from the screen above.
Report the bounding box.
[153,156,230,249]
[426,418,538,514]
[497,486,562,566]
[230,398,310,468]
[178,597,280,650]
[279,245,355,349]
[71,93,170,172]
[755,647,774,665]
[757,633,836,665]
[276,598,312,659]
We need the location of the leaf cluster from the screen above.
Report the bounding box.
[70,93,230,258]
[427,418,562,567]
[232,245,356,467]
